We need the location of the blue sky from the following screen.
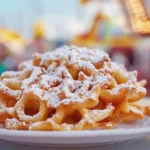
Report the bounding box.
[0,0,77,40]
[0,0,76,16]
[0,0,32,13]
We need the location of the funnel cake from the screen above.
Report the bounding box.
[0,46,148,131]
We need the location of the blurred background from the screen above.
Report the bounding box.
[0,0,150,95]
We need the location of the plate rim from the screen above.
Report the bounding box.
[0,126,150,138]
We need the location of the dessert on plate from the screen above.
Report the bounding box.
[0,46,148,131]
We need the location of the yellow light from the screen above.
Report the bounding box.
[125,0,150,33]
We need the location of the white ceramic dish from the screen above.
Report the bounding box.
[0,98,150,147]
[0,127,150,147]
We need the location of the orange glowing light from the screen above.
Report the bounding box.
[125,0,150,33]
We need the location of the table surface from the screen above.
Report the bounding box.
[1,136,150,150]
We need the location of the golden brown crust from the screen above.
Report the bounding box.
[0,46,147,131]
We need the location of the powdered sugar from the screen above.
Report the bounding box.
[130,106,143,116]
[83,104,114,123]
[5,118,27,130]
[1,71,20,78]
[0,45,146,109]
[22,67,42,90]
[19,46,113,108]
[105,122,114,128]
[0,82,20,98]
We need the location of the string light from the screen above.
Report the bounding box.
[125,0,150,33]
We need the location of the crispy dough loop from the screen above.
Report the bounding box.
[107,101,144,123]
[0,83,21,100]
[100,70,146,104]
[5,118,29,130]
[0,95,17,122]
[0,46,147,131]
[29,104,114,131]
[15,91,48,123]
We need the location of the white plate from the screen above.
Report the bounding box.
[0,98,150,147]
[0,126,150,147]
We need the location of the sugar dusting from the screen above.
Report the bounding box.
[5,118,26,130]
[18,46,113,108]
[0,45,146,109]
